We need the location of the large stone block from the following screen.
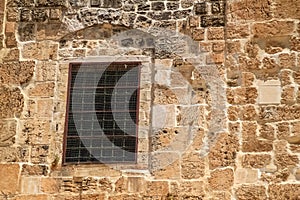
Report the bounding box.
[253,21,294,38]
[0,164,20,194]
[28,82,55,97]
[273,0,300,19]
[268,184,300,200]
[229,0,272,21]
[181,152,205,179]
[209,168,234,191]
[235,185,267,200]
[0,61,34,85]
[145,181,169,196]
[0,86,23,119]
[242,154,272,168]
[0,120,16,146]
[209,133,238,169]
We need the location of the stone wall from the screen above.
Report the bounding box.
[0,0,299,199]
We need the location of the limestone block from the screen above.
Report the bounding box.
[35,62,57,82]
[209,133,238,169]
[22,41,58,61]
[226,23,250,39]
[154,70,170,86]
[235,185,267,200]
[273,0,300,19]
[36,99,53,118]
[240,105,257,121]
[209,168,234,190]
[206,53,224,64]
[31,145,49,164]
[0,120,16,146]
[145,181,169,196]
[268,184,300,200]
[177,181,204,197]
[234,168,258,184]
[242,154,272,168]
[176,105,204,126]
[152,159,180,179]
[153,85,179,105]
[28,82,55,98]
[0,146,29,162]
[0,164,20,194]
[280,70,293,86]
[253,21,294,38]
[258,123,275,140]
[0,61,34,85]
[228,106,239,121]
[281,86,296,104]
[228,0,271,21]
[181,152,205,179]
[152,105,176,128]
[275,153,298,170]
[21,164,49,176]
[257,80,281,105]
[279,53,296,69]
[0,86,24,119]
[21,177,41,194]
[207,27,224,40]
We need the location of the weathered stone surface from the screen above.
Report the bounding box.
[227,87,258,105]
[153,85,178,104]
[145,181,169,196]
[226,23,249,39]
[22,164,49,176]
[253,21,294,38]
[181,152,205,179]
[0,86,23,119]
[209,169,234,191]
[15,195,49,200]
[268,184,300,200]
[0,146,29,162]
[242,154,271,168]
[0,61,34,85]
[22,42,58,60]
[28,82,55,97]
[0,164,20,194]
[235,185,267,200]
[0,120,16,146]
[209,133,238,169]
[273,0,300,19]
[229,0,272,21]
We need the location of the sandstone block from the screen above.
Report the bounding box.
[0,120,16,146]
[269,184,300,200]
[273,0,300,19]
[0,164,20,194]
[253,21,294,38]
[181,152,205,179]
[21,164,49,176]
[22,42,58,61]
[258,123,275,140]
[21,177,41,194]
[145,181,169,196]
[209,133,238,169]
[36,99,53,118]
[242,154,272,168]
[0,86,23,119]
[28,82,55,97]
[226,23,249,39]
[0,61,34,85]
[153,85,179,104]
[258,80,281,105]
[209,168,234,191]
[207,27,224,40]
[229,0,271,21]
[235,185,267,200]
[178,181,204,197]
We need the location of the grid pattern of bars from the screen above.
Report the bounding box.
[64,62,140,164]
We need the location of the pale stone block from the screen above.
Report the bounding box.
[257,80,281,104]
[0,164,20,194]
[154,59,173,69]
[152,105,176,129]
[234,168,258,184]
[21,177,41,194]
[154,70,170,86]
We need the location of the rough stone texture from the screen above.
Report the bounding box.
[209,169,234,191]
[235,185,267,200]
[1,0,300,199]
[0,86,24,119]
[0,61,35,85]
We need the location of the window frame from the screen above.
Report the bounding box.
[62,61,142,165]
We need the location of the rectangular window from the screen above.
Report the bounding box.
[63,62,140,164]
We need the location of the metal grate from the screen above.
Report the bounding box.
[63,62,140,164]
